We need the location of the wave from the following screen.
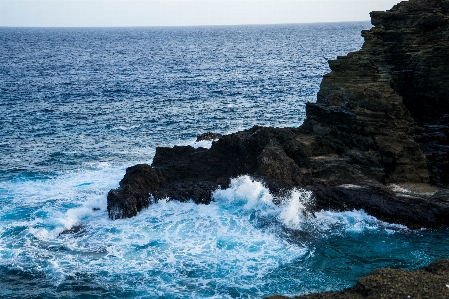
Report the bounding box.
[213,175,405,235]
[0,169,431,298]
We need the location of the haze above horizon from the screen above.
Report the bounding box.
[1,0,400,27]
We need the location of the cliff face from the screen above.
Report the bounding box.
[107,0,449,228]
[306,0,449,186]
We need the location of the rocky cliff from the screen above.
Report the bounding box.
[107,0,449,229]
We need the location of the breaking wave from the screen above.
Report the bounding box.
[1,170,424,298]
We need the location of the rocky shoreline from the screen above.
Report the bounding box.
[266,259,449,299]
[105,0,449,298]
[107,0,449,229]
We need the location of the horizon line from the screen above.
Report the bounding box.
[0,19,372,29]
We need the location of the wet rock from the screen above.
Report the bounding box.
[265,259,449,299]
[107,0,449,229]
[196,132,223,142]
[58,225,87,236]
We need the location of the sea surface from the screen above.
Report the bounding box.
[0,23,448,299]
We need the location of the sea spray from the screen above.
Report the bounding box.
[1,169,447,298]
[212,176,403,236]
[278,189,314,228]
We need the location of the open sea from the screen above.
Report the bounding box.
[1,22,448,299]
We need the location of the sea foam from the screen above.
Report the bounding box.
[0,170,423,298]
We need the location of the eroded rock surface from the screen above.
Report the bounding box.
[108,0,449,228]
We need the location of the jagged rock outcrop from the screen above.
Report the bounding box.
[107,0,449,228]
[265,259,449,299]
[196,132,223,142]
[307,0,449,186]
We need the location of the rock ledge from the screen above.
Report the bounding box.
[107,0,449,229]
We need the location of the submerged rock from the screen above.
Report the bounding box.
[265,259,449,299]
[58,224,88,236]
[107,0,449,228]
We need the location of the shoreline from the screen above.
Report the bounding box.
[266,259,449,299]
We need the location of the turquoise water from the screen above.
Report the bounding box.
[1,23,448,298]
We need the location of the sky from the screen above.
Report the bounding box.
[0,0,400,27]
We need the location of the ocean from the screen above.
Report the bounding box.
[1,23,448,298]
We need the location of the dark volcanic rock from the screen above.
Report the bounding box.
[108,126,315,219]
[307,0,449,186]
[107,0,449,228]
[58,224,88,237]
[196,132,223,142]
[265,259,449,299]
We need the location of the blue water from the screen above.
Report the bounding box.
[0,23,448,299]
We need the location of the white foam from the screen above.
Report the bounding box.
[191,139,213,149]
[212,175,404,235]
[28,227,50,240]
[1,165,122,234]
[278,189,313,227]
[112,124,141,131]
[0,172,409,297]
[213,175,274,210]
[59,197,307,296]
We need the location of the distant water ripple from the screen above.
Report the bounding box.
[1,23,365,177]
